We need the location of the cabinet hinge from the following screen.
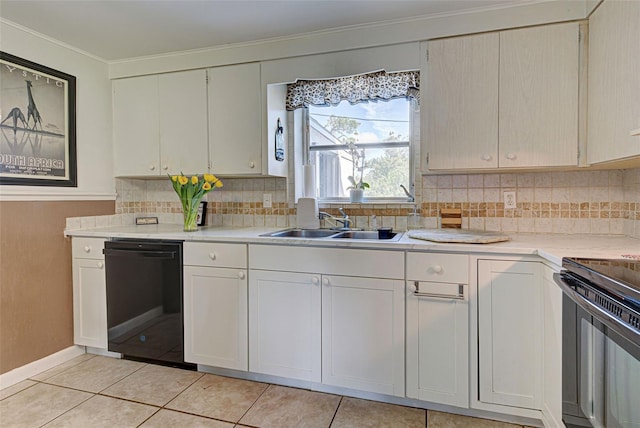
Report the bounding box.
[426,153,429,165]
[425,49,429,62]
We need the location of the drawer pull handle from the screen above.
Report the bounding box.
[248,161,255,168]
[412,281,465,300]
[83,246,91,253]
[238,271,246,279]
[97,261,104,269]
[209,253,216,260]
[312,277,320,285]
[505,153,517,160]
[322,278,329,286]
[149,164,156,171]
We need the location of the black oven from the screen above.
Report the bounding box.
[554,257,640,428]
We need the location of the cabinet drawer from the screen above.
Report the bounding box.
[184,242,247,268]
[406,252,468,283]
[72,238,106,259]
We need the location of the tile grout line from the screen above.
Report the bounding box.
[327,395,344,427]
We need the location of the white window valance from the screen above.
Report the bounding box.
[286,70,420,111]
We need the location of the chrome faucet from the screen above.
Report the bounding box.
[400,184,415,202]
[319,209,353,229]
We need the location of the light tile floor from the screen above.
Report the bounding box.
[0,355,533,427]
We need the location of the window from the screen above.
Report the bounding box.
[307,98,413,201]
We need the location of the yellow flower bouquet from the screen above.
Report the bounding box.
[170,173,223,231]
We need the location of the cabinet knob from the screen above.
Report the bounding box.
[238,271,246,279]
[149,164,156,171]
[209,252,216,260]
[162,165,168,170]
[430,265,443,274]
[83,246,91,253]
[322,278,329,286]
[505,153,517,160]
[408,282,417,293]
[482,154,492,161]
[248,161,255,169]
[312,277,320,285]
[97,261,104,269]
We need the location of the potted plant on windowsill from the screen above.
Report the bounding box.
[346,141,368,203]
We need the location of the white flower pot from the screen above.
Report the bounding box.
[349,189,364,203]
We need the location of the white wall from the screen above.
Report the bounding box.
[0,20,115,200]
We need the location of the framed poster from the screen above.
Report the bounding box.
[0,52,77,187]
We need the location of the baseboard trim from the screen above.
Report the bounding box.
[0,346,85,389]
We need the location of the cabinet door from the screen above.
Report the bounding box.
[248,270,321,381]
[158,70,209,175]
[499,23,579,167]
[478,260,542,409]
[322,275,404,396]
[208,63,262,175]
[113,75,160,176]
[406,281,468,408]
[183,266,247,370]
[587,0,640,164]
[72,258,107,349]
[425,33,499,170]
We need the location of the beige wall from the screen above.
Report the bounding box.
[0,201,114,374]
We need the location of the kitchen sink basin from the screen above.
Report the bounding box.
[331,231,403,241]
[261,228,403,241]
[262,228,340,238]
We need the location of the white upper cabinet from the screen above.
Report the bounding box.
[113,69,208,177]
[499,23,580,168]
[425,33,499,170]
[208,63,263,175]
[587,0,640,164]
[424,22,581,171]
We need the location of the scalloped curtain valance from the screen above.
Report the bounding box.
[285,70,420,111]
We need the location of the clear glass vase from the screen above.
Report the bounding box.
[182,203,199,232]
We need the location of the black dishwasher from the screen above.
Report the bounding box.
[103,239,194,369]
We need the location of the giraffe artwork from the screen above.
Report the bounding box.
[1,51,77,186]
[25,80,43,130]
[0,107,27,133]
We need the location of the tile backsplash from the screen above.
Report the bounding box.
[108,167,639,238]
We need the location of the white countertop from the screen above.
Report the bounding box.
[65,224,639,267]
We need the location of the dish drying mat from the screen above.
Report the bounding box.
[406,229,511,244]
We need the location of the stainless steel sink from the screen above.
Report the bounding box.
[261,228,403,241]
[262,228,340,238]
[331,230,403,241]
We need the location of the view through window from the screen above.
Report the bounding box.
[308,98,412,200]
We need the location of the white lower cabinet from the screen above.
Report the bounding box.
[248,244,404,394]
[248,270,321,382]
[477,259,543,410]
[183,242,248,370]
[322,275,405,396]
[72,238,107,349]
[183,266,248,370]
[406,252,469,407]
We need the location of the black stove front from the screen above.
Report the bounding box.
[555,257,640,428]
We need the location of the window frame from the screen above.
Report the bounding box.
[303,101,416,204]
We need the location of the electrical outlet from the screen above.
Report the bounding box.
[504,191,517,209]
[263,193,272,208]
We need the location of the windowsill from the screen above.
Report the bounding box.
[317,198,416,207]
